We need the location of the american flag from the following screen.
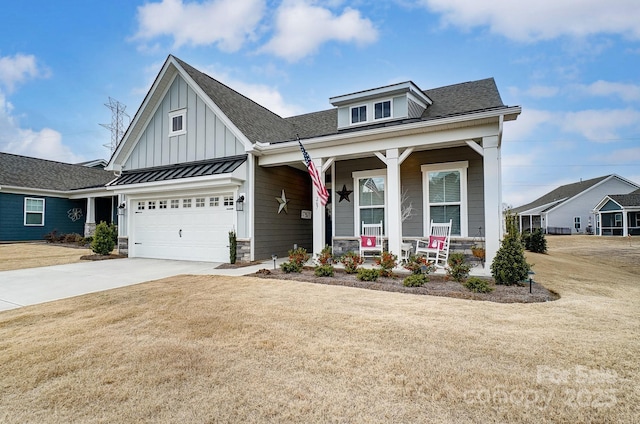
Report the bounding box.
[298,139,329,206]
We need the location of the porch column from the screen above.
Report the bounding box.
[84,197,97,237]
[623,211,629,237]
[483,135,501,275]
[386,149,402,260]
[312,158,326,258]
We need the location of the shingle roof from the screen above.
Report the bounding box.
[609,189,640,207]
[109,155,247,186]
[512,175,613,214]
[0,152,115,191]
[173,56,509,144]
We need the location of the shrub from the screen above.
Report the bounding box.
[63,233,83,244]
[315,245,334,266]
[228,231,237,264]
[527,229,548,254]
[314,264,335,277]
[491,211,530,285]
[446,252,471,282]
[281,261,303,273]
[464,277,494,293]
[91,221,116,255]
[374,251,397,277]
[356,268,379,281]
[403,255,435,275]
[403,273,429,287]
[340,251,364,274]
[43,230,62,243]
[288,247,310,267]
[107,223,118,246]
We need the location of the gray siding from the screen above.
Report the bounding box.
[332,146,484,238]
[392,95,407,118]
[408,99,424,119]
[254,165,313,260]
[124,75,245,170]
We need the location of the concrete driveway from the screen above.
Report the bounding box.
[0,258,269,312]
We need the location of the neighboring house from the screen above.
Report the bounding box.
[511,175,640,235]
[105,55,521,273]
[593,189,640,236]
[0,152,117,242]
[76,159,108,169]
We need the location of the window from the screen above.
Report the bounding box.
[614,213,622,227]
[183,199,192,208]
[636,214,640,227]
[148,201,156,210]
[353,170,386,234]
[574,216,581,230]
[223,195,234,207]
[137,201,145,210]
[168,109,186,137]
[159,200,168,209]
[210,196,220,207]
[170,199,180,209]
[374,100,391,120]
[421,162,468,237]
[351,105,367,124]
[24,198,44,226]
[195,198,205,208]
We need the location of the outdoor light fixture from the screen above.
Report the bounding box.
[272,254,278,270]
[528,270,536,294]
[117,202,126,216]
[236,195,245,211]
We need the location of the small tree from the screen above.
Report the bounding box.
[91,221,115,255]
[491,211,530,285]
[527,228,548,254]
[228,231,237,264]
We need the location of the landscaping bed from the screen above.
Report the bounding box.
[253,266,559,303]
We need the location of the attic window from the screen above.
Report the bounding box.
[169,109,186,137]
[351,105,367,124]
[374,100,391,120]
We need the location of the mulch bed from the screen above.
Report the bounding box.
[215,261,265,269]
[253,267,559,303]
[80,254,127,261]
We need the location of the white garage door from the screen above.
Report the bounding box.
[131,194,235,262]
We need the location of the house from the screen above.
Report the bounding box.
[0,152,117,242]
[511,175,640,235]
[105,55,521,274]
[593,189,640,236]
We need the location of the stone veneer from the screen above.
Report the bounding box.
[236,238,251,263]
[118,236,129,256]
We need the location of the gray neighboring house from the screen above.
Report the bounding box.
[593,188,640,236]
[0,152,117,242]
[105,55,521,273]
[511,175,640,235]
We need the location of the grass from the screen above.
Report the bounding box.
[0,236,638,423]
[0,243,92,271]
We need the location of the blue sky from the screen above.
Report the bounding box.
[1,0,639,206]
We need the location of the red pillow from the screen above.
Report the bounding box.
[428,235,446,250]
[361,235,377,247]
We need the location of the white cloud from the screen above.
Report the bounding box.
[418,0,640,41]
[508,85,559,99]
[261,1,378,62]
[0,53,49,93]
[0,93,83,163]
[575,80,640,102]
[561,109,640,141]
[502,109,553,142]
[134,0,266,51]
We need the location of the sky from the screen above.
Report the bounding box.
[1,0,639,207]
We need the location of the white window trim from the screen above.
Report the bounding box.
[421,161,469,237]
[24,197,45,226]
[574,216,581,230]
[352,169,387,235]
[349,104,368,125]
[373,99,393,121]
[168,108,187,137]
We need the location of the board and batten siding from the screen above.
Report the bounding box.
[333,146,484,238]
[0,193,86,242]
[124,75,245,171]
[253,165,313,260]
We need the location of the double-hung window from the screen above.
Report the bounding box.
[353,170,386,234]
[374,100,391,120]
[574,217,581,231]
[350,105,367,124]
[421,162,468,237]
[168,109,186,137]
[24,198,45,226]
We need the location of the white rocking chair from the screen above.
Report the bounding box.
[359,221,383,258]
[415,219,452,268]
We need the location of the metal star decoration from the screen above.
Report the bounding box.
[276,189,289,214]
[337,184,353,202]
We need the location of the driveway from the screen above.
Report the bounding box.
[0,258,269,312]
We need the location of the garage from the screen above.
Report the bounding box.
[130,194,235,262]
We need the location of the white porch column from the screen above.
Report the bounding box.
[622,211,629,237]
[386,148,402,259]
[312,158,326,258]
[483,135,501,275]
[84,196,97,237]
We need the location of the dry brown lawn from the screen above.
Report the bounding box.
[0,236,638,423]
[0,243,92,271]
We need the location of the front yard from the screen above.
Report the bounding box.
[0,236,638,423]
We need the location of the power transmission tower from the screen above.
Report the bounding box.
[100,97,130,154]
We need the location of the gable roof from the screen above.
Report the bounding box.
[608,189,640,207]
[512,175,639,214]
[0,152,115,192]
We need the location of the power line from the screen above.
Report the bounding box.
[100,97,130,154]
